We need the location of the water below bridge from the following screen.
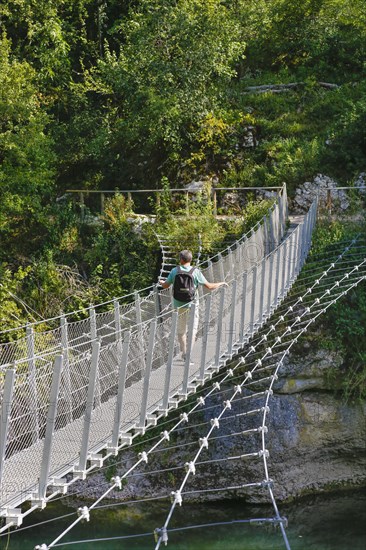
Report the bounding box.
[4,489,365,549]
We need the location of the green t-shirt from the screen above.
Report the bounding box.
[166,265,207,308]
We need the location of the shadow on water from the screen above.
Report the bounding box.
[2,489,365,550]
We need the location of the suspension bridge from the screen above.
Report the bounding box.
[0,185,365,549]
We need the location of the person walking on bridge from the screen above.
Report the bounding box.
[159,249,227,361]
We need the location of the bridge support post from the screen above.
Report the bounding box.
[301,215,309,266]
[290,229,300,284]
[217,253,225,283]
[89,306,101,408]
[0,368,15,490]
[61,315,73,424]
[227,280,237,358]
[199,295,212,382]
[214,285,226,370]
[36,355,63,504]
[153,284,164,361]
[160,311,178,413]
[249,265,258,335]
[266,254,274,318]
[26,325,39,444]
[135,292,146,376]
[281,239,289,299]
[269,210,276,251]
[258,258,266,327]
[136,320,157,433]
[207,260,214,284]
[75,340,101,477]
[109,331,130,452]
[239,272,248,344]
[181,303,197,396]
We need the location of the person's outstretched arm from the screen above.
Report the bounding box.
[204,281,228,291]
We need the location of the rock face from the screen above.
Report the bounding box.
[293,174,349,212]
[71,349,366,505]
[354,172,366,195]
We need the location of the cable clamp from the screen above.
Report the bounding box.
[210,418,220,429]
[162,526,168,545]
[288,306,293,312]
[355,265,359,271]
[335,281,340,287]
[258,425,268,433]
[170,490,182,506]
[266,347,272,355]
[246,371,253,379]
[315,298,320,304]
[197,396,205,406]
[295,316,301,323]
[261,406,270,414]
[331,262,335,268]
[234,385,242,394]
[299,296,303,302]
[307,287,312,293]
[180,412,189,423]
[185,461,196,475]
[280,516,288,528]
[213,382,220,391]
[250,346,256,352]
[265,389,273,396]
[305,307,310,313]
[34,545,48,550]
[322,270,328,276]
[138,451,148,463]
[77,506,90,522]
[345,273,349,279]
[270,325,275,331]
[272,374,278,381]
[325,289,330,295]
[224,400,232,410]
[279,315,284,322]
[275,336,281,343]
[255,359,262,367]
[154,526,169,545]
[286,326,292,333]
[227,368,234,377]
[258,449,270,458]
[315,279,320,285]
[161,430,170,441]
[111,476,122,490]
[261,478,274,489]
[199,437,209,449]
[262,334,268,341]
[239,357,246,364]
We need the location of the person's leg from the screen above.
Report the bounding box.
[190,302,200,354]
[177,307,189,356]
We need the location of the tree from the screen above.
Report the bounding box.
[65,0,246,186]
[0,35,56,260]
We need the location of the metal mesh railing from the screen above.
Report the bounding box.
[0,184,300,518]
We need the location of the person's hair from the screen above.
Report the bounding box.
[180,250,193,263]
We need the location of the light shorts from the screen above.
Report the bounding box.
[177,303,199,336]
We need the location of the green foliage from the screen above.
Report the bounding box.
[0,265,30,339]
[156,183,225,257]
[1,0,366,354]
[241,198,276,233]
[0,35,56,259]
[305,220,366,401]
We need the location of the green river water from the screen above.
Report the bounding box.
[2,490,365,550]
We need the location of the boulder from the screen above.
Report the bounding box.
[293,174,349,212]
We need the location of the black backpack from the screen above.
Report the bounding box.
[173,266,196,303]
